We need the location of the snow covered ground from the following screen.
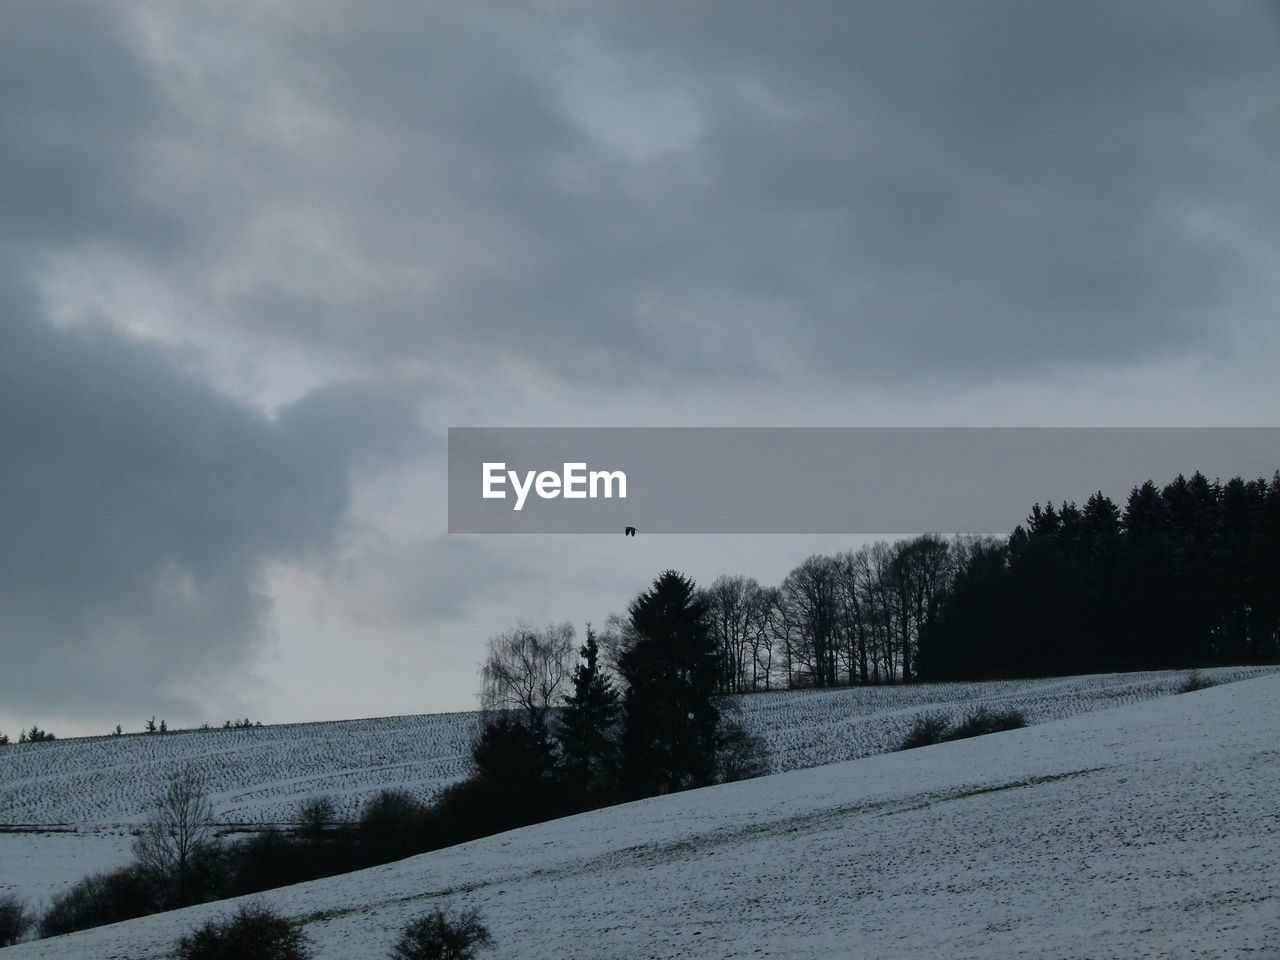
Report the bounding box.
[4,671,1278,959]
[4,667,1270,827]
[0,830,136,914]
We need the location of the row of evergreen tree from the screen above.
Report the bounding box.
[0,725,55,745]
[449,571,766,841]
[694,469,1279,690]
[920,471,1280,679]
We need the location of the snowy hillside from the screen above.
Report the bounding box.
[5,671,1277,959]
[2,666,1271,826]
[0,712,479,827]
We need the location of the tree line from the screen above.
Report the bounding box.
[0,725,56,744]
[693,470,1279,689]
[452,569,766,839]
[697,533,973,691]
[921,471,1280,679]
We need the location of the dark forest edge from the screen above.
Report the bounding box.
[10,467,1280,943]
[699,468,1280,690]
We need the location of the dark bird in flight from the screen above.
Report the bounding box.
[625,526,636,537]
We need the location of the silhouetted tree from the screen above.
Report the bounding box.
[887,534,953,681]
[175,904,313,960]
[133,772,217,907]
[390,906,493,960]
[296,796,338,840]
[356,789,432,864]
[920,470,1280,680]
[618,571,719,797]
[780,555,841,687]
[39,866,156,937]
[0,895,32,946]
[436,713,559,839]
[557,625,620,807]
[479,622,575,741]
[702,575,774,693]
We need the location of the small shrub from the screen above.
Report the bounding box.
[0,895,32,946]
[358,789,434,862]
[948,706,1026,740]
[389,906,493,960]
[226,829,303,897]
[175,903,312,960]
[896,712,951,750]
[1178,671,1215,693]
[39,865,156,937]
[896,706,1027,751]
[714,718,771,783]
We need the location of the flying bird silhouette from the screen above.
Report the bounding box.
[625,526,636,537]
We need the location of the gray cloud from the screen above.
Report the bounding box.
[6,2,1275,389]
[2,2,1277,731]
[0,291,426,727]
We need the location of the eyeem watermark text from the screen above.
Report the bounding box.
[482,462,627,511]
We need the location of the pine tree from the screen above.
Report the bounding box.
[1119,480,1174,666]
[619,571,719,798]
[557,625,620,807]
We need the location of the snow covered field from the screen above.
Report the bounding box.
[4,670,1278,959]
[4,667,1271,827]
[0,711,481,827]
[1,666,1275,914]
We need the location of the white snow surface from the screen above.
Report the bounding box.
[3,671,1278,959]
[3,667,1271,827]
[0,830,136,914]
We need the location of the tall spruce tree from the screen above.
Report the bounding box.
[557,625,620,808]
[619,571,719,798]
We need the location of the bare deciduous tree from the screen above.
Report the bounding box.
[781,554,842,687]
[479,622,576,736]
[0,895,32,946]
[133,772,216,906]
[702,575,779,693]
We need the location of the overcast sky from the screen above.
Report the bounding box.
[3,2,1278,737]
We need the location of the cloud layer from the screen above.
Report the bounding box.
[0,301,424,725]
[2,2,1277,731]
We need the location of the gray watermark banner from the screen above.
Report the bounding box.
[448,427,1280,534]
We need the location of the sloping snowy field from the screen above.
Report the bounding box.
[2,667,1276,914]
[3,667,1271,826]
[5,673,1278,959]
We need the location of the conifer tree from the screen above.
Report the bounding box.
[557,625,620,807]
[619,571,719,798]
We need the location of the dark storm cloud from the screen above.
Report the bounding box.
[7,2,1276,389]
[2,1,1278,730]
[237,0,1279,381]
[0,291,426,724]
[0,4,213,260]
[576,0,1280,375]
